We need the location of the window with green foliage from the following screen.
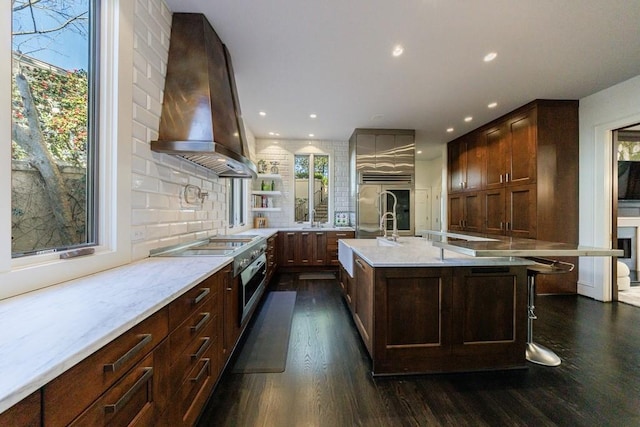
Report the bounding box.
[294,154,329,223]
[11,0,98,257]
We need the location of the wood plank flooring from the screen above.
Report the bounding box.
[197,273,640,426]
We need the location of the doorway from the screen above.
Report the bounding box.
[613,123,640,307]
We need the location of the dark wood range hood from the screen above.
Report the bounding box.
[152,13,257,178]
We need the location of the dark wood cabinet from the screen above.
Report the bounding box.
[447,100,578,293]
[353,255,374,355]
[448,133,483,193]
[326,231,354,266]
[266,234,277,283]
[0,391,41,427]
[447,192,483,233]
[348,260,527,375]
[450,266,527,366]
[483,110,537,190]
[279,232,296,265]
[279,230,352,268]
[483,184,537,238]
[7,265,246,427]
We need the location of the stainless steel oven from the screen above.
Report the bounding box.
[240,253,267,324]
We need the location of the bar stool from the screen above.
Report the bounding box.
[525,257,575,367]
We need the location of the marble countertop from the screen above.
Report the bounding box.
[340,237,533,268]
[0,256,232,413]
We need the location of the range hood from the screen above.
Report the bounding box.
[151,13,257,179]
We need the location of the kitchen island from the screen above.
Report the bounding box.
[338,237,533,375]
[338,234,622,375]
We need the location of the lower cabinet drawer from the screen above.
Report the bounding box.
[69,353,158,427]
[44,308,169,427]
[173,356,215,427]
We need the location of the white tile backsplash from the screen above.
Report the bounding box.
[130,0,229,261]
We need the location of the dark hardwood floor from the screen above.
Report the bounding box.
[198,273,640,426]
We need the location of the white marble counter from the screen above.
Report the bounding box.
[274,226,355,232]
[340,237,533,269]
[0,256,232,413]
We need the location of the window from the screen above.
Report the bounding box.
[228,178,247,228]
[11,0,98,257]
[294,154,329,223]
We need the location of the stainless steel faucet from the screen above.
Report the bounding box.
[379,211,399,241]
[310,208,317,228]
[378,191,399,241]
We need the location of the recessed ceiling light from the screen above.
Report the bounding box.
[268,132,274,136]
[259,111,266,116]
[488,102,498,108]
[275,133,280,136]
[392,45,404,57]
[447,128,454,133]
[484,52,497,62]
[464,116,473,122]
[309,113,317,119]
[309,133,315,137]
[417,150,422,154]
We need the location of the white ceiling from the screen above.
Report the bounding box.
[164,0,640,160]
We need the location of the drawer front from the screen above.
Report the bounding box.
[174,356,215,427]
[170,315,216,392]
[169,279,214,330]
[170,305,213,363]
[44,308,168,427]
[69,353,157,427]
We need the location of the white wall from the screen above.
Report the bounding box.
[579,74,640,301]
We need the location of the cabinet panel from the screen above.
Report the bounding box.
[507,184,537,239]
[465,134,484,191]
[508,112,537,185]
[375,134,396,173]
[327,231,354,266]
[311,231,327,265]
[447,140,465,193]
[448,192,482,232]
[451,266,527,364]
[353,255,374,355]
[0,391,41,427]
[355,133,376,171]
[296,232,313,265]
[484,188,505,234]
[279,232,296,265]
[484,124,506,189]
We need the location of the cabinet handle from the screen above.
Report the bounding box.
[499,174,503,184]
[460,182,464,188]
[191,358,210,383]
[104,367,153,414]
[316,232,324,236]
[103,334,152,373]
[287,232,295,236]
[336,233,347,237]
[193,287,210,305]
[191,337,211,361]
[507,222,511,231]
[355,259,366,270]
[500,221,504,230]
[302,232,309,236]
[505,173,510,183]
[191,312,211,333]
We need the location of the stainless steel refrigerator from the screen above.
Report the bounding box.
[356,184,414,238]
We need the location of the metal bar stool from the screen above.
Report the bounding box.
[525,257,575,366]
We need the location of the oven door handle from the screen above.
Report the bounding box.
[251,259,266,273]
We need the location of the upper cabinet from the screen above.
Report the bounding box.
[447,133,483,193]
[484,110,537,190]
[447,99,578,242]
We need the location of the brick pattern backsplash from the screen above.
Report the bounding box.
[130,0,231,260]
[254,139,350,228]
